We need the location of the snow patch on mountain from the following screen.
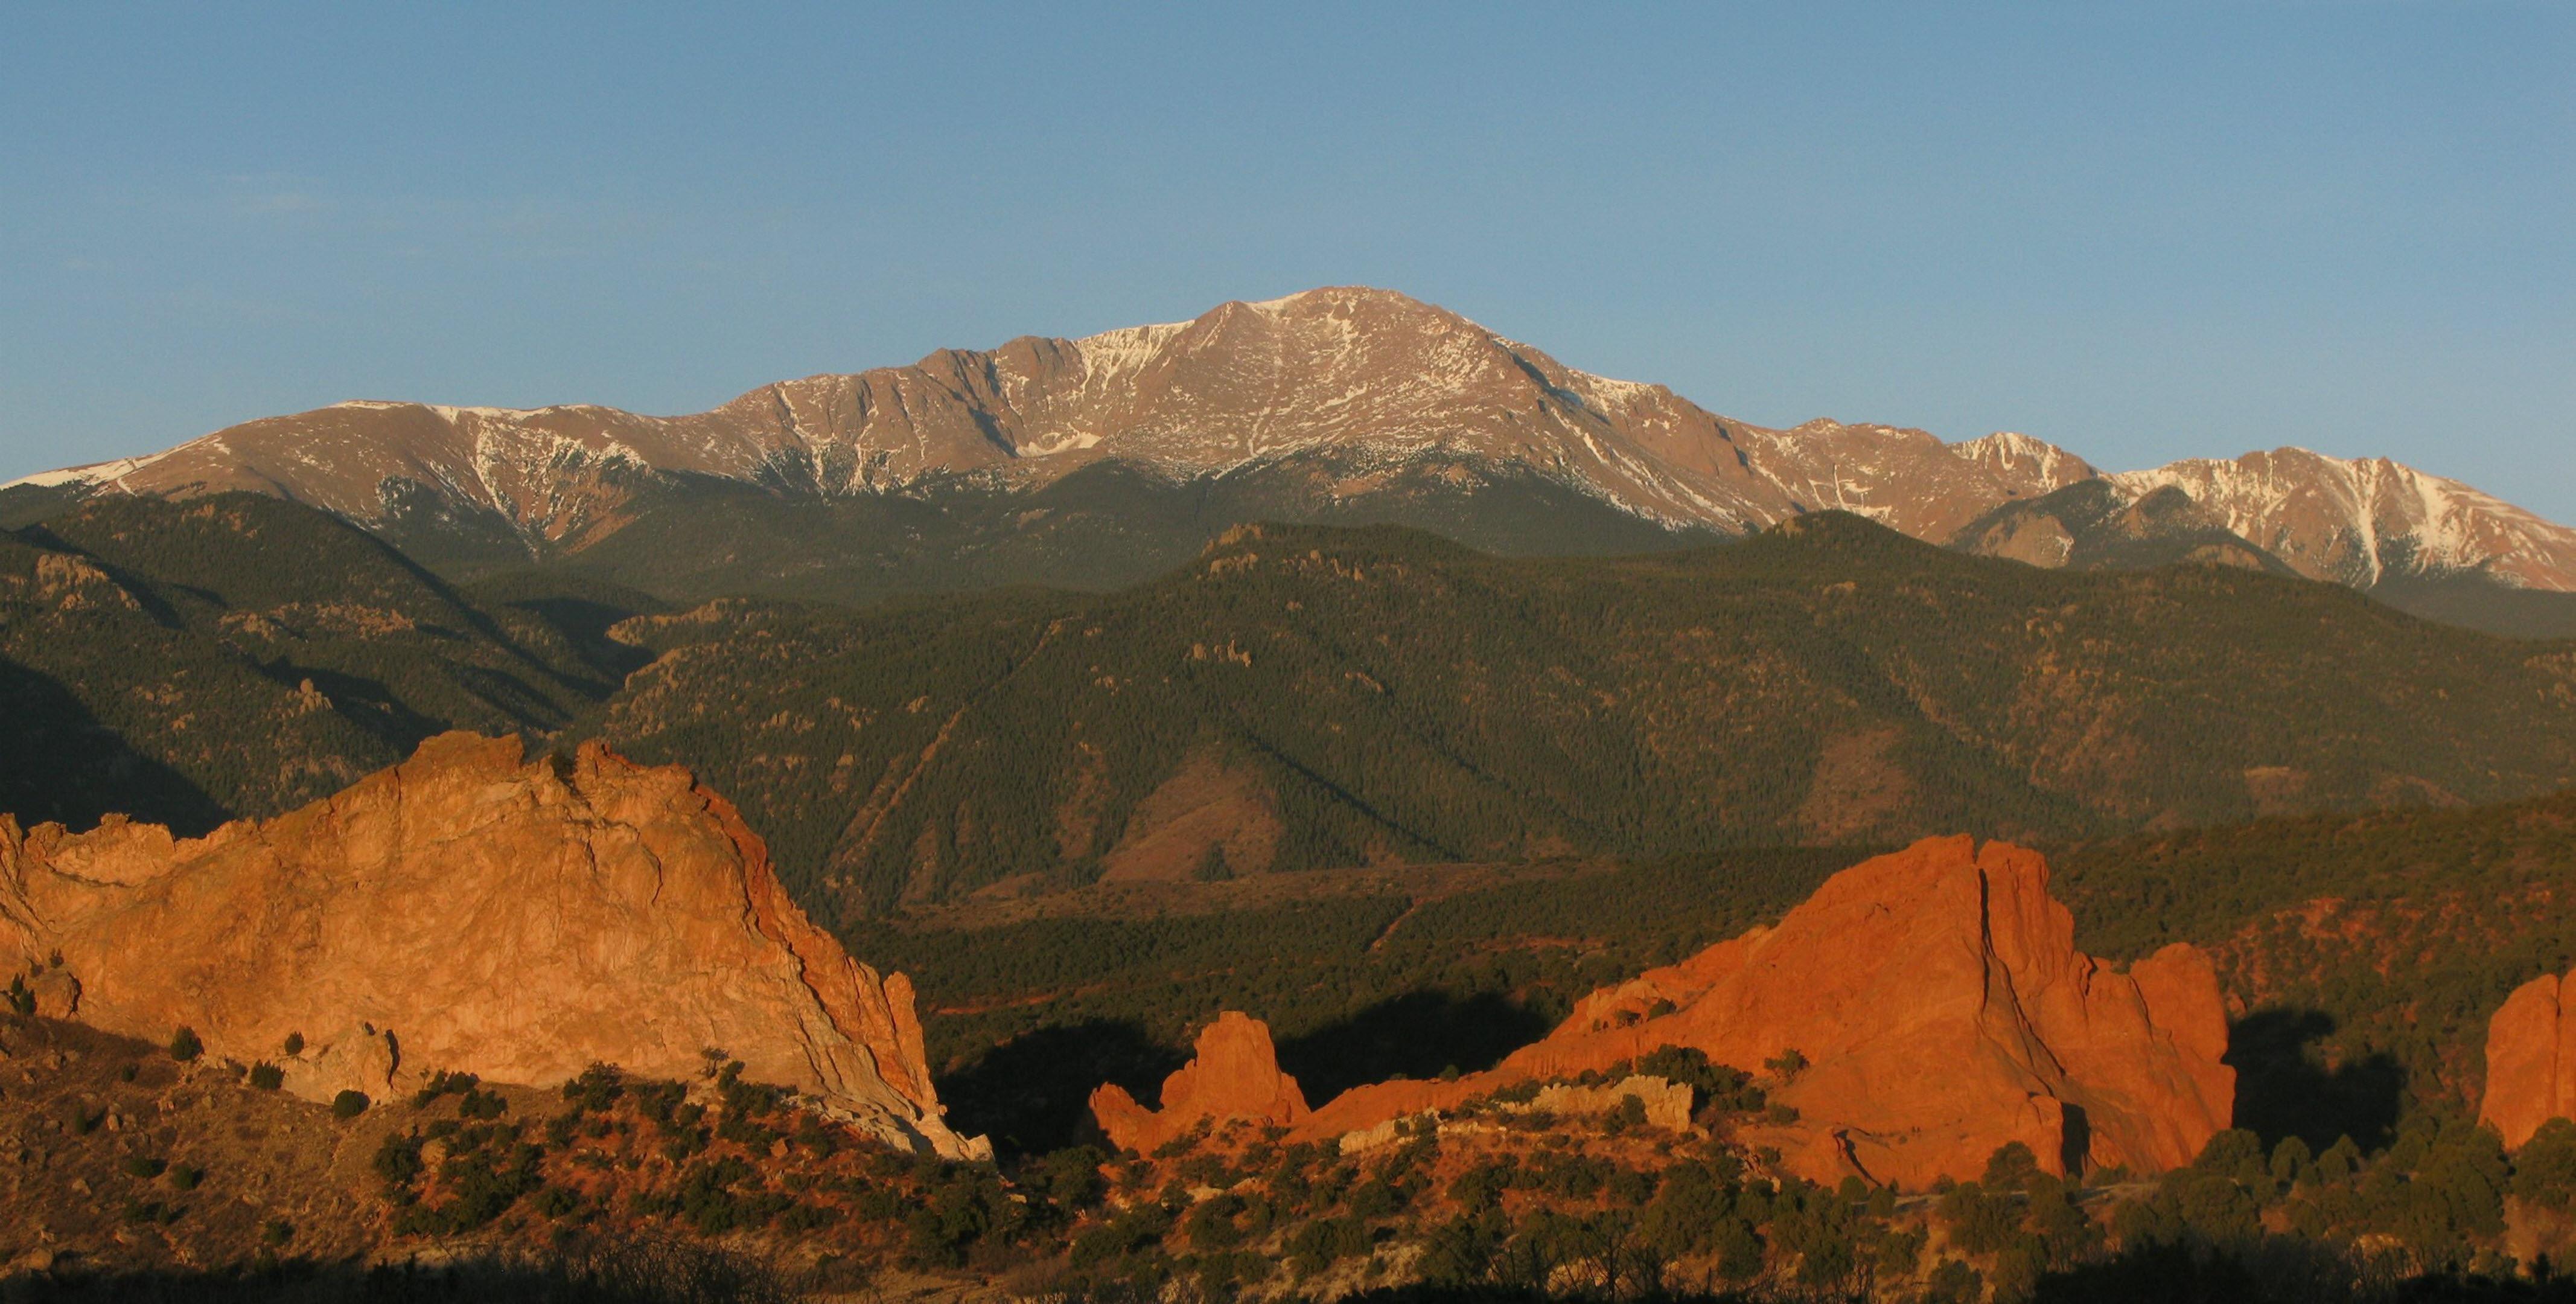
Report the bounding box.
[13,286,2572,594]
[3,450,177,491]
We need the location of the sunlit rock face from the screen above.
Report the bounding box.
[2481,971,2576,1150]
[1091,1011,1310,1154]
[1282,836,2233,1189]
[0,732,980,1159]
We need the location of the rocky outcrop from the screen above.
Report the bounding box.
[1289,836,2233,1189]
[1091,1011,1309,1154]
[0,732,980,1159]
[2479,971,2576,1148]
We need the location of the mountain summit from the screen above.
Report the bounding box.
[13,286,2574,598]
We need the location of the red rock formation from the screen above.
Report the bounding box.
[1291,836,2233,1188]
[1091,1011,1309,1154]
[0,732,980,1159]
[2479,971,2576,1148]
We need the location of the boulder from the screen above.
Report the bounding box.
[1525,1076,1695,1134]
[0,732,980,1159]
[2479,971,2576,1148]
[1092,1011,1308,1154]
[1292,836,2233,1188]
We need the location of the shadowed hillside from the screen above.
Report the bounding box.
[585,513,2576,917]
[0,494,658,830]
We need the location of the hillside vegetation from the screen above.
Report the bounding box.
[587,514,2576,918]
[2055,789,2576,1146]
[0,494,655,833]
[530,452,1718,605]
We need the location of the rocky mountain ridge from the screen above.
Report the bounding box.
[14,286,2572,597]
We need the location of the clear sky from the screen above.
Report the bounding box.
[4,3,2569,522]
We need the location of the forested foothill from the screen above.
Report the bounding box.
[588,513,2576,921]
[0,493,657,833]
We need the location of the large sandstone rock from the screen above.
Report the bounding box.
[2479,971,2576,1148]
[1290,836,2233,1188]
[1091,1011,1308,1154]
[0,732,980,1159]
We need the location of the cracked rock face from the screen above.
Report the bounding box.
[1281,836,2233,1189]
[2481,971,2576,1149]
[0,732,980,1159]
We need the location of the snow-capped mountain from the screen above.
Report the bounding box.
[2107,450,2576,591]
[12,286,2574,594]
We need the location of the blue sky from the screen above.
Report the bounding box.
[4,3,2570,520]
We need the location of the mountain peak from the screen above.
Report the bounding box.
[10,289,2572,596]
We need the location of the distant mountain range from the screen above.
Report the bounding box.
[8,286,2574,631]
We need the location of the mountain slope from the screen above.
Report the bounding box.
[2111,448,2576,590]
[5,290,2093,552]
[581,514,2576,919]
[0,493,657,833]
[1952,480,2298,575]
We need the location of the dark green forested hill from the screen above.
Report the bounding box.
[2053,789,2576,1149]
[529,453,1720,606]
[581,513,2576,919]
[0,493,659,833]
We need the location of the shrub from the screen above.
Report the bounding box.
[1604,1093,1648,1134]
[2516,1118,2576,1209]
[1983,1140,2043,1192]
[332,1090,372,1119]
[714,1060,785,1117]
[776,1203,838,1233]
[1927,1259,1983,1304]
[415,1069,480,1105]
[281,1031,304,1056]
[2193,1128,2268,1184]
[373,1133,426,1186]
[1937,1180,2022,1255]
[1184,1194,1248,1250]
[1348,1177,1407,1219]
[248,1062,285,1090]
[1035,1145,1108,1210]
[1284,1215,1371,1274]
[168,1026,203,1062]
[563,1063,625,1113]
